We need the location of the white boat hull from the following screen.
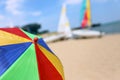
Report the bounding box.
[43,34,66,43]
[72,30,105,38]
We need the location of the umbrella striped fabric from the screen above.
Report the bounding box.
[0,28,64,80]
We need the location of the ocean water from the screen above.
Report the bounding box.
[91,21,120,34]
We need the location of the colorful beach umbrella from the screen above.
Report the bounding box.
[0,28,64,80]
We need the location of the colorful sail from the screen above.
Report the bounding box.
[80,0,91,28]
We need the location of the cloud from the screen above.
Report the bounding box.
[64,0,82,4]
[30,11,42,17]
[5,0,23,15]
[0,14,5,20]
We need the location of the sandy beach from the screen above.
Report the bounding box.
[48,34,120,80]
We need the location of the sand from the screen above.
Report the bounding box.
[48,34,120,80]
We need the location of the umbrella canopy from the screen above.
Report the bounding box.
[0,28,64,80]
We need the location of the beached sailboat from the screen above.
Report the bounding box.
[43,3,71,43]
[72,0,104,38]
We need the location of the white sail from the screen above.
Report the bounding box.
[58,3,72,38]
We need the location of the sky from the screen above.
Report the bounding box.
[0,0,120,32]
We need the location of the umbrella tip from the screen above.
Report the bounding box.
[33,37,38,43]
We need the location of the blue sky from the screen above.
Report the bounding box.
[0,0,120,31]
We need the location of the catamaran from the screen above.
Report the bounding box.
[72,0,104,38]
[43,4,72,43]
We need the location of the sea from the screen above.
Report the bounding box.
[90,21,120,35]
